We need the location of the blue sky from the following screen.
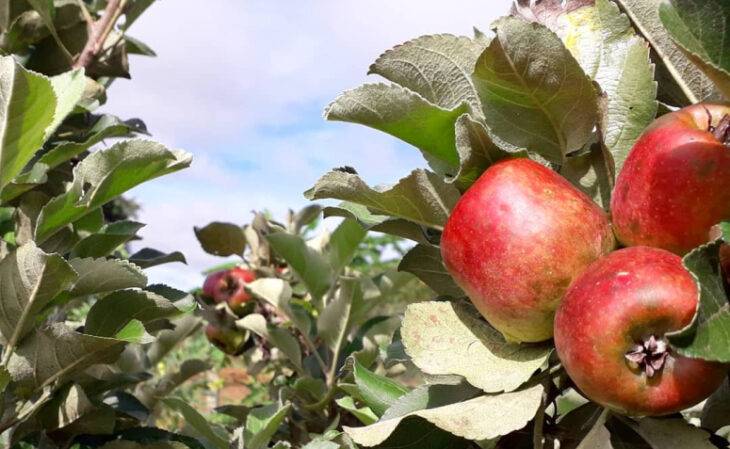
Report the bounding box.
[103,0,513,289]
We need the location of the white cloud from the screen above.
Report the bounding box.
[105,0,512,289]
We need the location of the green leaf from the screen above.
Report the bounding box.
[129,248,187,268]
[35,140,192,243]
[556,0,657,175]
[124,34,156,56]
[0,56,57,192]
[194,221,246,257]
[0,242,77,345]
[305,169,460,231]
[667,241,730,361]
[246,278,310,335]
[71,221,145,258]
[369,33,487,115]
[352,357,409,416]
[317,277,358,352]
[329,218,367,271]
[381,382,482,421]
[632,417,715,449]
[68,257,147,297]
[85,289,191,338]
[114,319,154,344]
[401,301,552,393]
[302,441,340,449]
[560,142,613,210]
[39,114,144,170]
[6,323,128,394]
[659,0,730,99]
[237,314,302,372]
[323,203,432,245]
[344,385,544,446]
[398,244,464,297]
[336,396,378,425]
[267,232,333,302]
[325,83,467,176]
[452,113,516,192]
[473,16,598,163]
[613,0,722,105]
[701,378,730,431]
[48,68,86,137]
[244,402,292,449]
[162,397,229,449]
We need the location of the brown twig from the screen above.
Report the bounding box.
[73,0,127,69]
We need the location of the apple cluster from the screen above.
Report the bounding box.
[441,103,730,416]
[201,267,258,355]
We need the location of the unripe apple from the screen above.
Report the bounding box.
[440,158,615,343]
[612,103,730,255]
[203,268,256,311]
[205,324,247,355]
[554,247,728,416]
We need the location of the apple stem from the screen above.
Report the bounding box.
[710,114,730,145]
[625,335,669,378]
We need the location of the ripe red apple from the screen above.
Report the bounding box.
[203,268,256,311]
[440,158,615,343]
[205,324,247,355]
[611,103,730,255]
[554,247,728,416]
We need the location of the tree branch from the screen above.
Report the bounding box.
[73,0,127,70]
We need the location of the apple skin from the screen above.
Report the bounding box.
[554,247,728,416]
[611,103,730,255]
[440,158,615,342]
[205,325,246,355]
[203,268,256,310]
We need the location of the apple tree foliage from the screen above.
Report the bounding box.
[193,207,431,448]
[0,1,216,448]
[291,0,730,448]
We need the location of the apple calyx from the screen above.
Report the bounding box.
[625,335,669,378]
[706,109,730,145]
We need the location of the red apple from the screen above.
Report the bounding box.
[554,247,728,416]
[440,158,615,343]
[611,103,730,255]
[205,324,247,355]
[203,268,256,310]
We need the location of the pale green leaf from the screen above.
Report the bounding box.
[245,402,292,449]
[614,0,722,105]
[556,0,657,174]
[305,169,460,231]
[473,16,598,163]
[317,277,358,351]
[325,83,467,176]
[336,396,378,425]
[369,33,487,116]
[402,301,552,392]
[68,257,147,297]
[0,56,57,191]
[35,140,192,243]
[0,242,77,345]
[237,314,302,372]
[667,241,730,361]
[267,232,333,302]
[398,244,464,297]
[328,218,367,271]
[85,289,190,338]
[659,0,730,99]
[344,385,544,446]
[6,324,127,393]
[162,397,228,449]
